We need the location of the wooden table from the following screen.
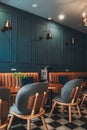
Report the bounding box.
[7,87,20,104]
[0,86,20,104]
[10,87,20,94]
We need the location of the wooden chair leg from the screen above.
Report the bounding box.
[50,101,56,115]
[27,119,31,130]
[7,114,14,130]
[69,106,71,123]
[77,104,81,117]
[81,95,86,106]
[41,115,48,130]
[61,106,65,114]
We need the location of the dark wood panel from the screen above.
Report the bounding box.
[48,25,62,65]
[63,28,70,65]
[63,28,85,66]
[0,11,12,62]
[16,16,32,63]
[34,23,48,64]
[0,3,86,72]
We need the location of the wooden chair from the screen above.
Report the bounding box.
[7,82,48,130]
[80,81,87,105]
[81,91,87,105]
[49,79,83,123]
[0,87,11,130]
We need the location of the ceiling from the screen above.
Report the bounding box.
[0,0,87,34]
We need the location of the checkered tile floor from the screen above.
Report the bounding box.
[10,102,87,130]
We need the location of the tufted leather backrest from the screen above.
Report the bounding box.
[49,72,87,83]
[0,72,39,88]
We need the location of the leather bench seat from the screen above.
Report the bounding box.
[49,72,87,94]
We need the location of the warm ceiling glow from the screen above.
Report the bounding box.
[82,12,87,26]
[82,12,86,18]
[32,3,38,8]
[58,14,65,20]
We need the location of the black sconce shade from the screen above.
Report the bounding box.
[39,31,52,40]
[46,32,52,40]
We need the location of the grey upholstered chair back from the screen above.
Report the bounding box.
[61,79,83,102]
[15,82,48,114]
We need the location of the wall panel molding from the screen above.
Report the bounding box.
[16,15,32,63]
[0,11,12,62]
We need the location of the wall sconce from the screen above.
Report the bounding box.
[71,37,75,45]
[39,31,52,40]
[82,12,87,26]
[1,20,12,32]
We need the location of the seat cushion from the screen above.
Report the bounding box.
[53,95,70,103]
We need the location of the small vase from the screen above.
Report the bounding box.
[15,79,18,88]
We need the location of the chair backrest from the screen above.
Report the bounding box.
[28,91,47,115]
[0,87,11,127]
[70,86,82,103]
[15,82,48,114]
[61,79,83,103]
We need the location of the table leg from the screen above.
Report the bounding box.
[49,89,53,110]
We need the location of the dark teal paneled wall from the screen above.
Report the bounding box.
[0,3,87,72]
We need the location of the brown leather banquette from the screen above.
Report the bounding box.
[49,72,87,94]
[0,72,39,88]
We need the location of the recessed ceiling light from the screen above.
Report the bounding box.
[58,14,65,20]
[48,17,52,21]
[32,3,38,8]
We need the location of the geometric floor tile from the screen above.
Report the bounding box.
[10,103,87,130]
[64,122,78,129]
